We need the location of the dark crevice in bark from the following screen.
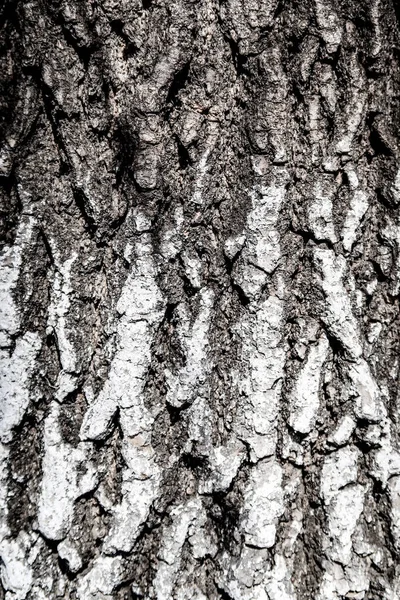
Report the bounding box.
[40,84,73,173]
[226,38,248,77]
[58,387,87,446]
[204,458,248,556]
[0,0,20,29]
[181,273,198,298]
[394,0,400,29]
[72,187,98,236]
[124,501,180,596]
[57,22,95,69]
[375,186,398,210]
[165,401,191,424]
[215,584,236,600]
[110,19,138,59]
[37,227,55,266]
[208,490,242,554]
[324,331,347,357]
[180,452,209,474]
[7,406,44,536]
[288,222,336,251]
[36,531,59,554]
[113,124,138,190]
[292,494,325,598]
[230,281,250,307]
[371,480,398,557]
[45,330,62,380]
[370,258,390,283]
[369,127,395,158]
[175,135,192,170]
[166,61,191,109]
[0,170,22,246]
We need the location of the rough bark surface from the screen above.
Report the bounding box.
[1,0,400,598]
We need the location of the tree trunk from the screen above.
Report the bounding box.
[1,0,400,598]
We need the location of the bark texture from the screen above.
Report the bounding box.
[1,0,400,598]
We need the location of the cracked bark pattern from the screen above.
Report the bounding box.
[1,0,400,598]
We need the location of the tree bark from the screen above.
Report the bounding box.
[1,0,400,598]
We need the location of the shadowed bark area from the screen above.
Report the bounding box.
[1,0,400,599]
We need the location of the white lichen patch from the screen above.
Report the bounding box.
[0,217,34,343]
[307,178,337,243]
[235,294,285,462]
[181,251,203,290]
[0,332,41,443]
[0,528,37,600]
[217,544,271,600]
[38,402,98,541]
[380,215,400,295]
[319,63,337,115]
[263,480,303,600]
[203,440,246,493]
[320,446,360,505]
[323,484,365,564]
[80,230,164,561]
[76,555,124,599]
[241,459,284,549]
[47,250,78,401]
[133,209,152,233]
[288,332,329,434]
[366,321,382,346]
[370,420,400,487]
[328,415,356,446]
[230,174,287,464]
[341,189,368,252]
[184,396,214,460]
[317,558,369,600]
[165,288,214,409]
[313,248,361,357]
[47,251,77,371]
[218,494,301,600]
[0,216,45,598]
[57,538,82,573]
[335,55,367,155]
[153,498,202,599]
[347,361,385,423]
[233,184,285,299]
[221,171,289,591]
[308,95,326,165]
[80,233,164,440]
[192,146,211,205]
[313,247,385,423]
[314,0,343,53]
[391,167,400,204]
[265,554,298,600]
[160,205,184,260]
[224,234,246,261]
[0,443,42,600]
[102,449,159,554]
[318,447,367,599]
[188,504,218,560]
